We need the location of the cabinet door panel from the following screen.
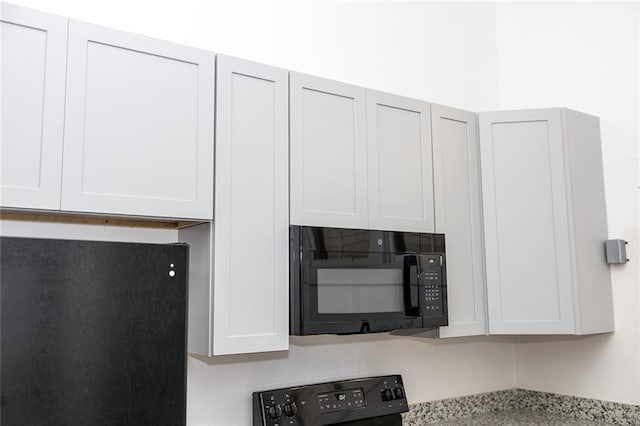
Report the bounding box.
[366,90,433,232]
[62,21,214,219]
[290,73,367,229]
[480,109,574,334]
[432,105,486,337]
[213,56,289,355]
[1,4,67,210]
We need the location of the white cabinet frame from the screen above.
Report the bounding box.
[479,108,613,335]
[62,20,214,219]
[289,72,368,229]
[432,104,487,337]
[1,4,68,210]
[181,55,289,356]
[366,90,434,233]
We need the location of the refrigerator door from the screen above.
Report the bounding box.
[1,237,188,426]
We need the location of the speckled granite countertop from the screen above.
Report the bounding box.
[436,409,617,425]
[402,389,640,426]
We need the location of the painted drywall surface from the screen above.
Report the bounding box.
[188,335,516,425]
[6,0,499,112]
[494,2,640,405]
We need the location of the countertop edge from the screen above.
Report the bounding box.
[403,388,640,425]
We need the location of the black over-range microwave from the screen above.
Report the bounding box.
[290,225,448,335]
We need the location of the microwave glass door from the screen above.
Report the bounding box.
[305,252,420,323]
[316,268,403,314]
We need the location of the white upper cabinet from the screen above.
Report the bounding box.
[290,73,436,233]
[431,104,486,337]
[366,90,434,233]
[213,55,289,355]
[61,20,215,219]
[289,72,368,229]
[479,108,613,335]
[1,4,67,210]
[181,55,289,356]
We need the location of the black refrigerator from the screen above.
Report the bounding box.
[0,237,188,426]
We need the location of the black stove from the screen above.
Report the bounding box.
[252,375,407,426]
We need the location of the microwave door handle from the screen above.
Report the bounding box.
[403,255,421,317]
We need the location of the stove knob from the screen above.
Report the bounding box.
[381,388,394,402]
[283,401,298,417]
[266,405,282,420]
[393,386,405,400]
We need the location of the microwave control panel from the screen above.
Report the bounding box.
[252,375,407,426]
[419,254,444,316]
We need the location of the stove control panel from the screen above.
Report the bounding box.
[252,374,407,426]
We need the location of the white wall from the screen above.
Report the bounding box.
[189,335,515,424]
[3,1,518,425]
[493,2,640,405]
[6,0,499,112]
